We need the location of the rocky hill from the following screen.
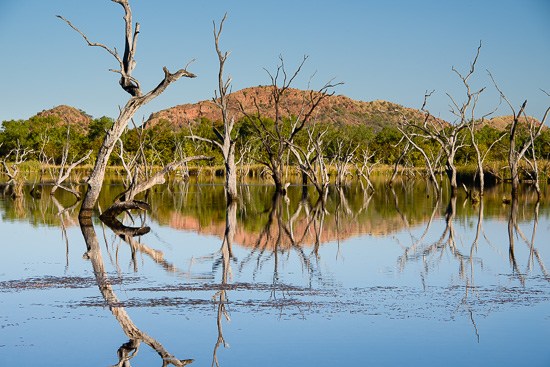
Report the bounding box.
[145,86,432,132]
[33,105,92,132]
[27,91,543,134]
[482,115,543,131]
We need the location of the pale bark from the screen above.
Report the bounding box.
[353,148,379,192]
[397,127,441,193]
[0,143,33,181]
[238,56,340,193]
[399,89,467,194]
[101,156,212,218]
[388,140,409,187]
[443,42,501,196]
[58,1,196,219]
[51,118,92,198]
[489,71,550,197]
[213,14,238,201]
[397,41,491,195]
[289,127,330,197]
[332,139,358,188]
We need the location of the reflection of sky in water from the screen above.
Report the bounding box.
[1,184,550,367]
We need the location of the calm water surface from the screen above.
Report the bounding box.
[1,179,549,366]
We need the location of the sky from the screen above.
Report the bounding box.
[1,0,549,125]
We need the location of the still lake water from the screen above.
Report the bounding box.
[1,178,549,366]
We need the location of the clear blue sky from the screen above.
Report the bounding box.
[1,0,549,124]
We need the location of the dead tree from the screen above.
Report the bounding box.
[100,155,212,219]
[51,118,93,198]
[353,148,379,192]
[188,14,238,202]
[289,126,331,198]
[212,201,236,367]
[57,0,196,219]
[397,116,441,194]
[235,140,256,182]
[0,142,33,182]
[524,127,542,198]
[488,72,550,197]
[37,133,52,183]
[447,42,502,196]
[332,139,358,188]
[399,89,468,195]
[79,219,194,366]
[388,139,410,187]
[238,56,339,193]
[101,117,213,217]
[213,14,238,201]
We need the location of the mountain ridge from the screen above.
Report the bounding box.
[26,88,543,133]
[145,86,430,132]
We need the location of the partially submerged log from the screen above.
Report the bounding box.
[101,156,212,219]
[462,183,480,203]
[100,200,151,221]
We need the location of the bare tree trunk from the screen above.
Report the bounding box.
[51,118,92,198]
[238,56,340,195]
[488,73,550,198]
[214,14,238,202]
[289,127,331,199]
[79,101,141,218]
[510,159,520,197]
[58,1,195,219]
[271,164,284,193]
[224,143,237,200]
[100,156,212,219]
[389,141,409,187]
[445,158,458,194]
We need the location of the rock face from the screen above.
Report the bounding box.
[30,92,543,134]
[145,86,431,132]
[483,115,544,131]
[34,105,92,132]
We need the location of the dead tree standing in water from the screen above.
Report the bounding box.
[447,42,501,196]
[488,72,550,198]
[238,56,339,194]
[58,0,196,219]
[51,118,93,199]
[399,89,468,195]
[188,14,239,202]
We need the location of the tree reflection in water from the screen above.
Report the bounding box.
[80,216,194,367]
[508,195,549,282]
[2,180,550,365]
[211,200,236,367]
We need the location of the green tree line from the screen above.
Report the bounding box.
[1,112,550,178]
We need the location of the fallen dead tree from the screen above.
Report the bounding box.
[100,156,212,219]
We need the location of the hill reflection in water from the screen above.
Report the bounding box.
[1,178,549,366]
